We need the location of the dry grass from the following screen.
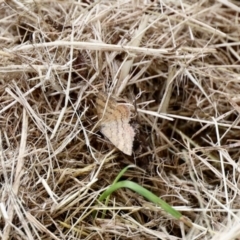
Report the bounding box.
[1,0,240,239]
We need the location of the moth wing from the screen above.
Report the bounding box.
[100,120,135,156]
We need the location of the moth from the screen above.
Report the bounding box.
[96,91,135,155]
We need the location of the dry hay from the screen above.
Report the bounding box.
[1,0,240,239]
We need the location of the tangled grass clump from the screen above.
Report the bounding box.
[1,0,240,239]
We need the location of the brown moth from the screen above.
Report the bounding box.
[96,91,135,155]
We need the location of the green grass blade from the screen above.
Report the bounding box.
[98,180,182,219]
